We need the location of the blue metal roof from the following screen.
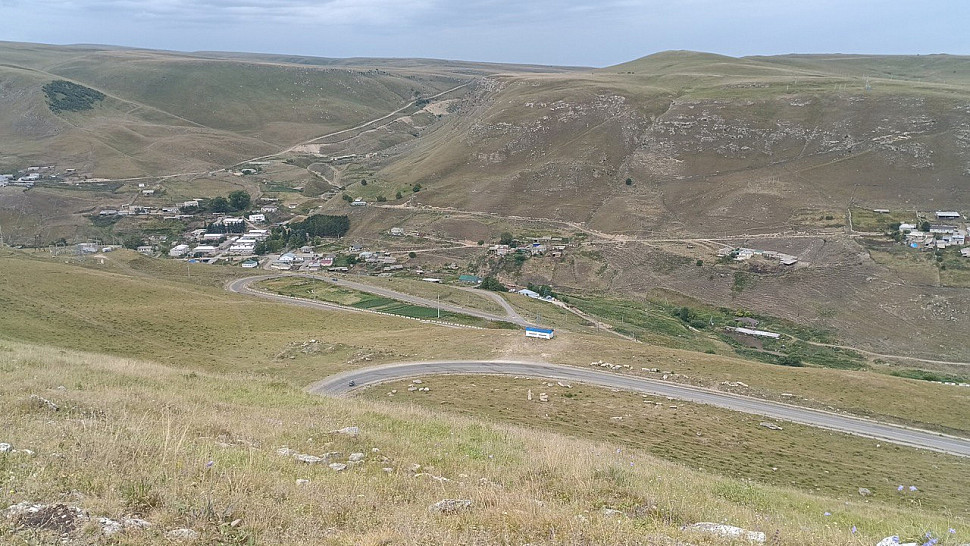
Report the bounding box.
[525,327,554,334]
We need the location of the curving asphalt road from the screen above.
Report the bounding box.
[226,274,531,326]
[308,360,970,458]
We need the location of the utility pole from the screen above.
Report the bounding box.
[437,294,440,319]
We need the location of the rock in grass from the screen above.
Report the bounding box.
[876,537,917,546]
[759,422,783,431]
[348,452,365,462]
[166,528,200,541]
[329,463,348,472]
[0,443,12,453]
[428,499,472,514]
[684,522,765,543]
[858,487,872,497]
[294,454,324,464]
[600,507,626,518]
[332,426,359,437]
[98,516,151,536]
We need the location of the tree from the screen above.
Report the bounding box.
[208,196,231,213]
[499,232,514,246]
[412,183,422,192]
[342,194,353,203]
[376,195,387,202]
[677,306,691,323]
[625,178,633,186]
[408,251,417,259]
[228,190,251,211]
[395,191,403,200]
[919,220,931,232]
[122,235,145,250]
[360,179,368,186]
[480,276,506,292]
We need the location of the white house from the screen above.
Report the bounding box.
[168,244,191,257]
[193,245,219,255]
[278,252,297,263]
[248,214,266,224]
[936,211,961,220]
[350,198,367,207]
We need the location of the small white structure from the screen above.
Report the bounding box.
[898,223,917,232]
[168,244,191,257]
[525,327,555,340]
[241,260,259,268]
[248,213,266,224]
[351,198,367,207]
[278,252,297,263]
[389,227,405,236]
[727,326,781,339]
[192,245,219,255]
[962,248,970,258]
[936,211,961,220]
[422,278,442,283]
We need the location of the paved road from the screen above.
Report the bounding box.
[226,274,531,326]
[308,360,970,458]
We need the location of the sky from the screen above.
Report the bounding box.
[2,0,968,67]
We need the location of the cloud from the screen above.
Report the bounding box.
[24,0,438,25]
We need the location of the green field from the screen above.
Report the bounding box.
[255,276,516,329]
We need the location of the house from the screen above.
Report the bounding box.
[873,209,891,214]
[270,261,292,271]
[248,214,266,224]
[525,327,555,340]
[930,225,956,234]
[193,245,219,255]
[141,189,155,196]
[202,233,226,242]
[350,198,367,207]
[422,278,442,283]
[349,244,363,253]
[320,255,335,267]
[168,244,191,257]
[136,245,154,255]
[936,211,961,220]
[278,252,297,263]
[898,223,917,232]
[241,259,259,268]
[389,227,405,236]
[260,205,278,213]
[962,248,970,258]
[517,288,542,299]
[458,275,482,284]
[328,266,349,272]
[488,245,511,256]
[223,217,245,226]
[246,229,269,240]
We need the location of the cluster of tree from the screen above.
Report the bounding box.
[254,225,305,255]
[206,221,245,234]
[205,191,252,214]
[291,214,350,238]
[479,276,506,292]
[526,283,555,298]
[42,80,105,113]
[674,306,710,330]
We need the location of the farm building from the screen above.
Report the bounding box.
[525,327,555,340]
[936,211,961,220]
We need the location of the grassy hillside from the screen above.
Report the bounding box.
[2,341,965,544]
[0,42,475,176]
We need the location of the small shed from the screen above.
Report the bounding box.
[525,327,555,340]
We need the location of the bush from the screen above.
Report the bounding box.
[376,195,387,202]
[395,191,403,200]
[412,183,422,192]
[342,194,353,203]
[625,178,633,186]
[408,252,417,259]
[777,355,803,367]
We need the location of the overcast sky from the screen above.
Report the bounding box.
[2,0,967,66]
